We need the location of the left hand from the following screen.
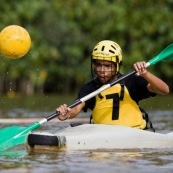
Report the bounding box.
[133,61,147,76]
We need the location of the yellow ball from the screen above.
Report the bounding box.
[0,25,31,59]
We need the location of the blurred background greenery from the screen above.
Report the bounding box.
[0,0,173,96]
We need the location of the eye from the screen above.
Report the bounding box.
[94,62,102,68]
[104,64,111,68]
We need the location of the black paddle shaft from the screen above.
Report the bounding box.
[110,70,136,86]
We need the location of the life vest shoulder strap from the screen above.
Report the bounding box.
[139,107,155,132]
[117,73,125,101]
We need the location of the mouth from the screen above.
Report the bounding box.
[98,76,106,83]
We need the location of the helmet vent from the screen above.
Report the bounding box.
[111,45,116,50]
[101,46,105,51]
[109,50,115,54]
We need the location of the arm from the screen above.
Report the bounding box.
[133,61,169,95]
[56,102,85,121]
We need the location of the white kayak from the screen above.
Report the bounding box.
[26,124,173,151]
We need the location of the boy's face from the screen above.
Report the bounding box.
[94,60,117,83]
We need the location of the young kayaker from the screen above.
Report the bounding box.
[56,40,169,130]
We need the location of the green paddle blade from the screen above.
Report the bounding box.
[149,43,173,65]
[0,122,40,151]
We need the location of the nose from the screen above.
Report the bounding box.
[101,65,104,71]
[100,65,106,73]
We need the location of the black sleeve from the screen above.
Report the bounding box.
[125,75,156,103]
[77,81,97,112]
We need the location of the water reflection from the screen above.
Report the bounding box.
[1,148,173,173]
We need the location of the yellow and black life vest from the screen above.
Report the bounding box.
[92,83,146,129]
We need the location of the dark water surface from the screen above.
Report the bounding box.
[0,95,173,173]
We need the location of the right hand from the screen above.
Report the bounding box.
[56,104,71,121]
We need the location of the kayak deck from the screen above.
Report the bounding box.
[26,124,173,151]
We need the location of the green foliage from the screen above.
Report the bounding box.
[0,0,173,95]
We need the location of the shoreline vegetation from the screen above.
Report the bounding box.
[0,94,172,111]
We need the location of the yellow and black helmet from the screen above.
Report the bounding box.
[92,40,122,72]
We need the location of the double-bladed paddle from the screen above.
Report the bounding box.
[0,43,173,151]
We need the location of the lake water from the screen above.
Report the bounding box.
[0,95,173,173]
